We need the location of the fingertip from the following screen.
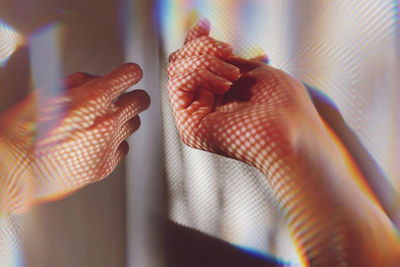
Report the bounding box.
[197,18,210,33]
[121,62,143,81]
[97,63,144,101]
[225,81,233,87]
[185,18,211,44]
[107,63,143,88]
[219,81,233,94]
[115,89,151,121]
[222,62,241,81]
[132,89,151,111]
[119,140,130,155]
[131,115,141,129]
[103,62,143,86]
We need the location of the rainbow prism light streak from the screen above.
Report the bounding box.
[0,20,23,67]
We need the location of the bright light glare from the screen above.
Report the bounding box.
[0,20,23,67]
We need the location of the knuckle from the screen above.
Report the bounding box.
[196,35,210,42]
[169,51,179,62]
[202,54,214,61]
[195,68,207,77]
[199,54,216,68]
[105,113,119,127]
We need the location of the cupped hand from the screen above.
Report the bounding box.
[167,21,319,171]
[167,21,400,266]
[0,63,150,213]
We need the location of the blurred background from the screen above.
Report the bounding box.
[0,0,399,266]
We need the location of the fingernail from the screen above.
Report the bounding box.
[223,63,240,73]
[197,18,210,31]
[224,81,233,87]
[217,42,233,54]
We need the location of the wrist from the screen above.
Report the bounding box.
[257,116,400,265]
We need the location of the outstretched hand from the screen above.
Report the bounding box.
[0,63,150,213]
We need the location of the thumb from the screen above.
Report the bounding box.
[250,54,269,64]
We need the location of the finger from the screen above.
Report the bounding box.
[39,73,96,98]
[168,69,232,110]
[229,73,259,101]
[225,56,263,73]
[63,72,97,89]
[114,140,129,165]
[114,89,150,124]
[169,36,233,63]
[184,18,210,44]
[174,88,214,149]
[102,140,129,179]
[114,116,141,145]
[168,55,241,81]
[90,63,143,103]
[250,54,269,64]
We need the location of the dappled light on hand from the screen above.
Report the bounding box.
[0,63,149,214]
[166,20,400,266]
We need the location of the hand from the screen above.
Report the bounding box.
[0,63,150,214]
[167,21,400,266]
[167,20,319,172]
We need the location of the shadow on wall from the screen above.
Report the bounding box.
[306,83,399,228]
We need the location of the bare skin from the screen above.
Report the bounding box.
[0,63,150,214]
[167,20,400,266]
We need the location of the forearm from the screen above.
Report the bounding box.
[305,121,400,266]
[252,116,399,266]
[166,21,399,264]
